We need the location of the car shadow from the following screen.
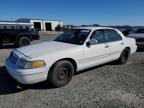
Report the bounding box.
[0,59,132,95]
[137,48,144,52]
[0,63,109,95]
[0,66,54,95]
[0,66,22,95]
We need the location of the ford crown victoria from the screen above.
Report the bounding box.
[5,27,137,87]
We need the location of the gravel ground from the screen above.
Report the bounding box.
[0,34,144,108]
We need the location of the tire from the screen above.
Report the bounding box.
[118,48,130,64]
[48,60,74,88]
[17,37,31,47]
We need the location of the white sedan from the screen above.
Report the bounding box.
[5,27,137,87]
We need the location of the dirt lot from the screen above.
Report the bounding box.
[0,34,144,108]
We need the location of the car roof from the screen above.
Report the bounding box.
[72,26,116,31]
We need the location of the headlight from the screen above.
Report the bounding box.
[18,59,46,69]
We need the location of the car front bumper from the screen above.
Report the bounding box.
[5,59,48,84]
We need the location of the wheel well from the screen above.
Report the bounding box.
[125,47,131,54]
[50,58,77,73]
[17,35,32,41]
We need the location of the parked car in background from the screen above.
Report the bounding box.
[55,25,63,31]
[0,28,39,47]
[63,25,74,31]
[127,28,144,48]
[5,27,137,88]
[121,29,131,36]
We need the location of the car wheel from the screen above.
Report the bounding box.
[18,37,31,47]
[48,60,74,88]
[118,48,130,64]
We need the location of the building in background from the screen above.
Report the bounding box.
[0,18,63,31]
[0,20,32,29]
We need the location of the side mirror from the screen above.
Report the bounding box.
[86,39,98,47]
[89,39,98,45]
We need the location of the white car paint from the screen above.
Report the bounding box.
[5,27,137,84]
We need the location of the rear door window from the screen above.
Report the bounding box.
[104,29,122,42]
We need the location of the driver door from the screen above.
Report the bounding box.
[82,30,110,68]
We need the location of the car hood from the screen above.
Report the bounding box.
[16,41,79,58]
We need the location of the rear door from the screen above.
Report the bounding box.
[104,29,125,60]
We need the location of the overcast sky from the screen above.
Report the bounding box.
[0,0,144,26]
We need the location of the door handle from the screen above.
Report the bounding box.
[121,42,124,45]
[105,45,109,48]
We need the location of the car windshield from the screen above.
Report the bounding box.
[54,29,91,45]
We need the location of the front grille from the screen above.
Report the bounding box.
[9,52,18,64]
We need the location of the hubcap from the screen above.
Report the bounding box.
[58,67,69,80]
[22,40,29,46]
